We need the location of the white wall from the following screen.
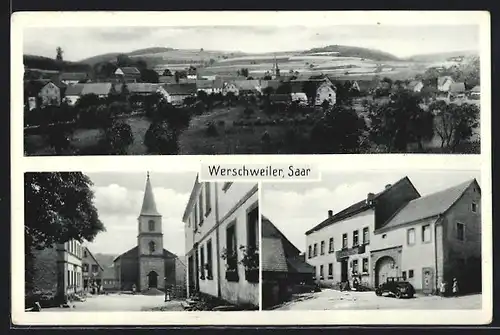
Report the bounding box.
[306,209,375,285]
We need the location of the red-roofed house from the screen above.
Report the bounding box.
[305,177,481,295]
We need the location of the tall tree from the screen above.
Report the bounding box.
[25,172,105,252]
[367,90,434,152]
[56,47,63,61]
[162,69,173,76]
[140,69,159,83]
[429,101,480,150]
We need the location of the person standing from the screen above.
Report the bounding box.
[452,278,459,297]
[439,281,447,297]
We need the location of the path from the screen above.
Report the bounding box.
[42,293,184,312]
[274,289,482,310]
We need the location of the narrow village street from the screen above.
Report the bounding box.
[41,293,184,312]
[274,289,482,310]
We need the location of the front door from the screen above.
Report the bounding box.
[147,271,158,288]
[422,267,434,294]
[341,259,348,282]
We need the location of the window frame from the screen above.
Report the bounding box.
[422,224,431,243]
[328,237,334,253]
[409,269,414,278]
[320,241,325,255]
[362,257,369,273]
[328,263,333,279]
[456,222,465,241]
[407,228,416,245]
[353,230,359,247]
[362,227,369,244]
[342,233,348,249]
[352,259,359,274]
[471,202,478,213]
[148,219,155,232]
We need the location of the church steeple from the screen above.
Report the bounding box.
[140,172,160,216]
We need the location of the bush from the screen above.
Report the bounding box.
[218,120,225,126]
[206,122,218,136]
[46,125,72,154]
[104,121,133,154]
[77,105,113,129]
[108,101,132,117]
[244,107,255,118]
[145,121,179,154]
[261,131,271,144]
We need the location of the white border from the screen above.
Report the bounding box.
[12,10,492,325]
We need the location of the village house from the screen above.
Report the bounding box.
[159,76,177,84]
[305,177,481,295]
[196,79,224,95]
[469,85,480,99]
[28,239,84,306]
[289,77,336,106]
[113,173,186,293]
[102,267,120,292]
[82,246,104,292]
[222,82,240,97]
[407,80,424,93]
[59,72,89,86]
[233,80,262,96]
[183,177,259,309]
[163,83,198,105]
[62,84,84,106]
[63,83,117,105]
[314,81,336,106]
[24,79,64,110]
[126,83,169,99]
[260,80,281,92]
[449,82,466,99]
[438,76,455,93]
[114,67,142,83]
[262,216,314,309]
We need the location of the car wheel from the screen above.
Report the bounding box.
[395,291,402,299]
[375,290,382,296]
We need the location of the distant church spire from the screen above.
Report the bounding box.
[140,172,160,216]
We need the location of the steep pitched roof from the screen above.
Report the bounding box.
[262,237,288,272]
[438,76,454,87]
[117,67,141,75]
[159,76,177,84]
[113,245,178,263]
[24,79,53,96]
[378,179,477,231]
[233,80,261,91]
[287,255,315,274]
[450,82,466,93]
[140,173,161,216]
[81,83,113,96]
[64,83,85,96]
[102,266,115,279]
[407,80,423,90]
[260,80,281,90]
[83,246,104,271]
[126,83,160,94]
[305,177,415,235]
[262,216,300,257]
[164,83,197,95]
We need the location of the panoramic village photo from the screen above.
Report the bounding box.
[24,171,260,312]
[22,24,481,155]
[261,170,482,310]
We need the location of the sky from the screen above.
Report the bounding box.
[84,171,198,257]
[23,25,479,61]
[261,170,481,253]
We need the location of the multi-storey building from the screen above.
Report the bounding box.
[305,177,481,294]
[183,177,259,308]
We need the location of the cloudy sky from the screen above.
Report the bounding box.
[23,25,479,61]
[84,171,197,257]
[262,170,481,253]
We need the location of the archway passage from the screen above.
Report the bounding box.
[147,271,159,288]
[375,256,397,287]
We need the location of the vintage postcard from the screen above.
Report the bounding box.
[11,10,492,327]
[14,11,487,156]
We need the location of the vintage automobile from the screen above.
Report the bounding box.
[375,277,415,299]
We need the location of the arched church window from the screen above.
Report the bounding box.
[149,241,156,253]
[148,220,155,231]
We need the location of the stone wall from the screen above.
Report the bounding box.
[139,256,165,291]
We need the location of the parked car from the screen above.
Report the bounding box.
[375,277,415,299]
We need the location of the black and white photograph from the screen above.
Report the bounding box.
[24,171,260,312]
[261,170,482,310]
[20,15,482,155]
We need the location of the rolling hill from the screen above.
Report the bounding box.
[303,45,400,61]
[404,50,479,62]
[24,54,92,73]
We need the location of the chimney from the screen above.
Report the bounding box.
[385,184,392,190]
[366,193,375,205]
[328,210,333,218]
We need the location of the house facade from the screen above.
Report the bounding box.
[183,178,259,308]
[305,177,481,295]
[164,83,198,105]
[29,239,84,305]
[438,76,455,92]
[24,80,62,110]
[449,82,466,99]
[315,81,336,106]
[115,67,141,83]
[222,83,239,97]
[82,246,104,292]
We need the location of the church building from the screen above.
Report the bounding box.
[113,173,186,292]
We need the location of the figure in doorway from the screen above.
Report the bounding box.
[439,281,448,297]
[132,284,137,295]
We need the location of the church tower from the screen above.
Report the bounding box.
[272,55,280,79]
[137,172,165,291]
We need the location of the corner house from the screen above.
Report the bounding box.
[305,177,481,295]
[183,177,259,309]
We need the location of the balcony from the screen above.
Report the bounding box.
[336,244,366,261]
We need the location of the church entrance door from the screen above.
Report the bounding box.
[147,271,158,288]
